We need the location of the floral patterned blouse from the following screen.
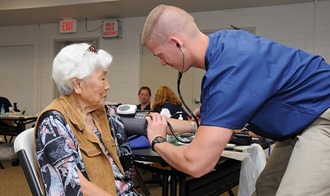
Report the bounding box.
[35,105,140,196]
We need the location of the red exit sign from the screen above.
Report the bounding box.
[59,19,77,33]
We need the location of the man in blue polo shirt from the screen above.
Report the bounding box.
[141,4,330,195]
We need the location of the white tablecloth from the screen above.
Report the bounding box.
[236,144,267,196]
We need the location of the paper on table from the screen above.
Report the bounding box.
[23,115,36,118]
[221,150,249,161]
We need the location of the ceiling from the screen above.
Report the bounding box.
[0,0,319,26]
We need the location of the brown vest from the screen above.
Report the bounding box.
[34,96,124,195]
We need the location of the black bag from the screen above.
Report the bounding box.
[229,133,252,146]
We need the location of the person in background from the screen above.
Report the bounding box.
[152,86,188,120]
[141,4,330,195]
[129,86,152,149]
[136,86,152,111]
[35,43,140,196]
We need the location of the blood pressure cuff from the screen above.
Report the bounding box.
[128,135,150,149]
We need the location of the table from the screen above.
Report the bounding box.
[133,148,241,196]
[133,139,274,196]
[0,115,37,167]
[0,115,37,142]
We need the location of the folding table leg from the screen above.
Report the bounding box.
[135,169,150,196]
[228,189,235,196]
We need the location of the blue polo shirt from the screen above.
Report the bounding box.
[200,30,330,141]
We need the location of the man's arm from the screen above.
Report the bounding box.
[146,113,234,178]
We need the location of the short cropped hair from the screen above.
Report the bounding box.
[52,43,113,95]
[141,4,166,45]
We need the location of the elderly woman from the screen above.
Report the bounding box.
[35,43,139,196]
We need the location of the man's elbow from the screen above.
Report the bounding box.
[186,164,214,178]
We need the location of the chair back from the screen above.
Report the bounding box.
[14,128,43,196]
[0,97,12,112]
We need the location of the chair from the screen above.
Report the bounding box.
[0,97,17,142]
[14,128,43,196]
[0,96,12,113]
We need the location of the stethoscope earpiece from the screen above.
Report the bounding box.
[176,43,183,51]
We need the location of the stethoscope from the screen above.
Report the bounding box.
[176,43,200,127]
[167,43,200,143]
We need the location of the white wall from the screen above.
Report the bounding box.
[0,1,329,114]
[0,45,34,114]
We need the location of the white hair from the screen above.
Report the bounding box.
[52,43,113,95]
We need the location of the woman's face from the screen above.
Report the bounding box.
[80,67,110,108]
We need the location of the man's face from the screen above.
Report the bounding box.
[147,41,184,72]
[139,89,150,104]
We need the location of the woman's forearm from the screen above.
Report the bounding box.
[166,118,195,135]
[78,170,112,196]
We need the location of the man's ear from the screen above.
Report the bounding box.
[170,37,182,49]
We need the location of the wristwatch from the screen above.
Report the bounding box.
[151,136,166,152]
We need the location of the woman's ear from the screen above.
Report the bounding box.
[71,78,82,95]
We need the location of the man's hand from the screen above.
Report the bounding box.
[145,113,168,144]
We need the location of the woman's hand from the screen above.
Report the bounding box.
[78,170,112,196]
[190,107,200,123]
